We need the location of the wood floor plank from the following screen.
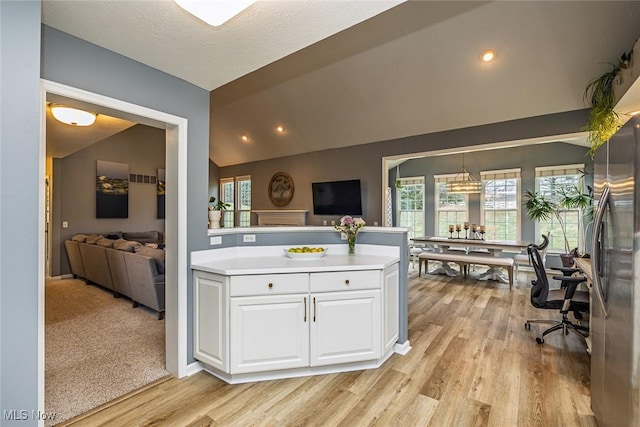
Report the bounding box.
[64,270,594,426]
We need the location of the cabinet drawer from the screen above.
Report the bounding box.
[310,270,380,292]
[230,273,309,296]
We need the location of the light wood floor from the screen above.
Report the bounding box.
[62,269,595,427]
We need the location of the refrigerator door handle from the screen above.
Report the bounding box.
[591,185,610,318]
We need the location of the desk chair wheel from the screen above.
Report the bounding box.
[524,322,531,330]
[536,337,544,344]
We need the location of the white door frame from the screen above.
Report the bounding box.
[38,80,189,413]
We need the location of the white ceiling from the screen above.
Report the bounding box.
[42,0,405,91]
[42,1,640,166]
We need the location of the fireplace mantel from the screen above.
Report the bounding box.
[252,210,308,226]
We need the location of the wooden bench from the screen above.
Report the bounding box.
[418,251,514,289]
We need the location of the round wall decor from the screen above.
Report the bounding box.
[269,172,294,207]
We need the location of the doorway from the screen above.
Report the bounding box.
[38,80,189,416]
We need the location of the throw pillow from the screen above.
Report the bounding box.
[71,234,88,242]
[85,235,103,245]
[123,231,160,244]
[96,238,115,248]
[113,238,142,252]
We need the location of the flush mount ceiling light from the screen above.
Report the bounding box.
[446,153,482,194]
[175,0,258,26]
[480,49,496,62]
[50,105,96,126]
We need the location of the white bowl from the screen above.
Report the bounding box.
[284,248,328,260]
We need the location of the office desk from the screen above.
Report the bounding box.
[411,236,530,283]
[573,257,593,354]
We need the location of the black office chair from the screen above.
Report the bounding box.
[524,239,590,344]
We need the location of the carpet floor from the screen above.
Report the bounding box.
[45,279,168,425]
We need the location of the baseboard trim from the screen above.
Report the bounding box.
[394,340,412,355]
[46,274,74,281]
[186,361,204,376]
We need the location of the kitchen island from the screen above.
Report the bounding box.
[191,226,409,384]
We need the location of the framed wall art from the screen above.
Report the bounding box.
[96,160,129,218]
[269,172,294,207]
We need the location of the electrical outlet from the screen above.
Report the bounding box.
[209,236,222,245]
[243,234,256,243]
[62,221,68,228]
[341,232,347,240]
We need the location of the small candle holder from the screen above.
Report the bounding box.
[463,222,469,239]
[448,225,454,239]
[455,224,461,239]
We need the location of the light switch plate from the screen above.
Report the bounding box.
[243,234,256,242]
[209,236,222,245]
[62,221,68,228]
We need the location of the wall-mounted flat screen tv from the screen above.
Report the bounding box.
[312,179,363,216]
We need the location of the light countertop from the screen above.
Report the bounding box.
[191,253,399,275]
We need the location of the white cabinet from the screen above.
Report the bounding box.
[230,294,309,374]
[383,263,399,354]
[310,290,380,366]
[194,272,228,372]
[193,262,399,383]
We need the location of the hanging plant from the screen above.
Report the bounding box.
[583,51,632,157]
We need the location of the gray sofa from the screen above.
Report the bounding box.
[64,231,165,320]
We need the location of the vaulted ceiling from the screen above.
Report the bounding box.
[42,1,640,166]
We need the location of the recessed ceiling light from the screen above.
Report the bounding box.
[175,0,258,27]
[50,105,97,126]
[480,49,496,62]
[241,135,249,142]
[276,125,285,133]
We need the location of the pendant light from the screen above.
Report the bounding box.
[446,153,482,194]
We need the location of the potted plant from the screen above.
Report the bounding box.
[523,186,593,266]
[208,196,230,229]
[584,51,631,157]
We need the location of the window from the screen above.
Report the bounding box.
[481,169,521,241]
[236,175,251,227]
[535,165,584,252]
[434,174,469,237]
[220,177,235,228]
[396,177,424,238]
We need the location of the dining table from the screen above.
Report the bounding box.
[411,235,531,283]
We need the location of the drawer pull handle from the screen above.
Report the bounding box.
[268,283,273,288]
[345,279,350,285]
[304,297,307,322]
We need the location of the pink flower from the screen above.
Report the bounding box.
[334,216,366,236]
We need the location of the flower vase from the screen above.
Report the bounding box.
[347,233,357,255]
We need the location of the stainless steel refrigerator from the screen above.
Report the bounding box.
[590,116,640,426]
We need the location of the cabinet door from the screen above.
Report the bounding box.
[310,290,381,366]
[383,263,399,354]
[194,271,228,373]
[230,294,309,374]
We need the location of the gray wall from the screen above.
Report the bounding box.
[209,159,220,202]
[388,142,594,244]
[217,110,591,226]
[52,124,166,276]
[42,25,210,364]
[0,1,42,424]
[0,19,209,419]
